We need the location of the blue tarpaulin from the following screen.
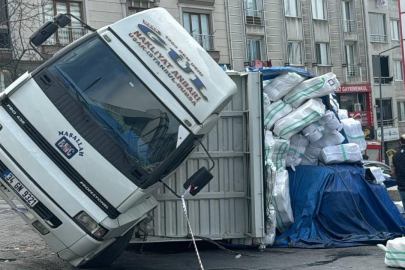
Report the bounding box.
[248,67,313,81]
[274,164,405,248]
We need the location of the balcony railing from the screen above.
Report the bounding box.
[45,27,87,46]
[245,9,264,26]
[343,20,356,33]
[377,119,395,127]
[346,64,360,77]
[370,34,388,43]
[374,77,392,84]
[192,34,214,51]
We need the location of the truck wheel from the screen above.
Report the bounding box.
[79,227,135,268]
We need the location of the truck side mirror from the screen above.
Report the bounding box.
[54,13,71,28]
[29,21,59,46]
[183,167,213,196]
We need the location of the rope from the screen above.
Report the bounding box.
[326,166,379,234]
[181,193,205,270]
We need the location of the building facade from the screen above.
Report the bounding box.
[0,0,404,161]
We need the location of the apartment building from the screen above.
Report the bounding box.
[362,0,405,158]
[0,0,403,160]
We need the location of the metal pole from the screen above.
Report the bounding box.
[379,53,384,163]
[377,45,400,163]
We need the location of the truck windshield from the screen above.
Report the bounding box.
[48,36,185,172]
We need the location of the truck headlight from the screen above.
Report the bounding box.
[75,211,108,239]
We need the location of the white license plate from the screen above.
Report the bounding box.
[2,171,38,207]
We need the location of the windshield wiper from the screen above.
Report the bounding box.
[84,77,102,91]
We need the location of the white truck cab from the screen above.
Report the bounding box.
[0,8,236,268]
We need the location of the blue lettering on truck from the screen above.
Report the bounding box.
[129,19,208,105]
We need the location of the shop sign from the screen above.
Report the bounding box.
[348,111,370,126]
[336,84,371,93]
[376,127,400,141]
[362,126,375,140]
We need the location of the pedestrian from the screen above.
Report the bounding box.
[392,134,405,208]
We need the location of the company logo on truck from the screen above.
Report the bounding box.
[56,131,84,158]
[128,20,207,106]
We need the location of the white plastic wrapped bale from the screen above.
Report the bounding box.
[302,121,325,143]
[322,110,342,133]
[369,167,386,184]
[378,237,405,268]
[319,143,363,164]
[303,144,322,166]
[273,98,326,139]
[329,93,340,113]
[263,100,293,130]
[272,139,290,170]
[265,130,275,165]
[338,109,348,120]
[301,156,318,166]
[312,132,346,148]
[272,169,294,233]
[283,73,341,108]
[253,165,277,246]
[341,118,367,151]
[286,134,309,168]
[264,72,305,101]
[263,92,271,106]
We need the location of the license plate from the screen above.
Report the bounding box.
[2,171,38,207]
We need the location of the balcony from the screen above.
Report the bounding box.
[370,34,388,43]
[45,27,87,46]
[343,20,356,33]
[377,119,396,127]
[192,34,215,51]
[245,9,264,26]
[192,34,219,62]
[346,64,360,77]
[374,77,392,85]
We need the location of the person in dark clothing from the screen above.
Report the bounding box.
[392,135,405,208]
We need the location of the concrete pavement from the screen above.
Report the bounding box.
[0,200,392,270]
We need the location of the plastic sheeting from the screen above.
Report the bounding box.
[272,139,290,170]
[273,98,325,139]
[249,67,313,81]
[320,143,362,164]
[274,164,405,248]
[283,73,340,108]
[264,72,305,101]
[263,100,293,130]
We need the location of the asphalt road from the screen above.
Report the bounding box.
[0,200,391,270]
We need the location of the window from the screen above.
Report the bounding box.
[183,12,212,50]
[338,93,367,112]
[128,8,146,15]
[342,1,355,32]
[376,99,393,126]
[247,39,261,61]
[315,43,330,65]
[372,55,390,83]
[287,42,302,65]
[244,0,262,25]
[245,0,258,10]
[48,36,184,172]
[44,1,85,46]
[391,20,400,40]
[345,44,359,76]
[394,61,403,81]
[398,101,405,121]
[285,0,299,17]
[312,0,326,20]
[369,13,387,42]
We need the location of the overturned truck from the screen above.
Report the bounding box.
[0,8,236,268]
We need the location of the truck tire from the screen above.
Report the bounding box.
[79,227,135,268]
